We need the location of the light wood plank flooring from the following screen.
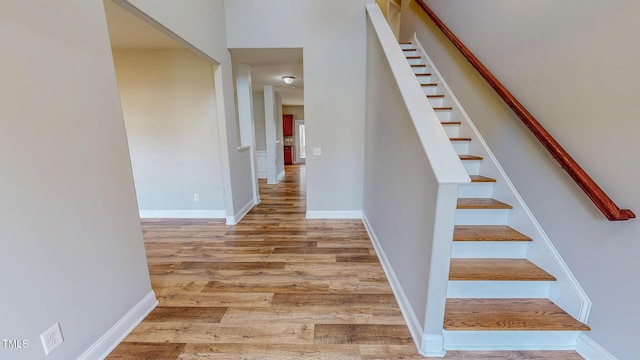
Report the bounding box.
[107,165,583,359]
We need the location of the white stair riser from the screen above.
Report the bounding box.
[412,67,432,74]
[461,160,481,175]
[400,43,414,49]
[447,281,551,298]
[442,123,460,137]
[403,50,418,56]
[443,331,581,351]
[422,86,440,95]
[455,209,509,225]
[407,58,423,65]
[434,110,451,121]
[451,241,528,259]
[451,141,470,155]
[417,75,434,83]
[428,97,444,107]
[458,182,494,198]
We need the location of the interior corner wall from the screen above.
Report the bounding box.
[401,1,640,358]
[226,0,374,212]
[282,105,305,121]
[112,49,226,215]
[253,91,267,151]
[126,0,255,218]
[275,92,285,177]
[0,2,152,359]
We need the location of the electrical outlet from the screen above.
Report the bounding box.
[193,194,200,202]
[40,322,63,355]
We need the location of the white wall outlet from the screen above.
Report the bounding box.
[193,194,200,202]
[313,147,321,156]
[40,322,63,355]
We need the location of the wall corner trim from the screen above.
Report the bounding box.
[77,290,158,360]
[226,198,255,225]
[576,334,618,360]
[421,334,446,357]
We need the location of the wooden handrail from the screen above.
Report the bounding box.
[414,0,634,221]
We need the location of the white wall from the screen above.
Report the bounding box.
[113,49,226,216]
[226,0,374,214]
[282,105,305,121]
[126,0,255,220]
[402,1,640,358]
[275,92,285,177]
[0,1,152,359]
[253,91,267,151]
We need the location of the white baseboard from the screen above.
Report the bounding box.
[139,210,226,219]
[226,198,255,225]
[78,290,158,360]
[576,334,618,360]
[305,210,363,219]
[277,170,285,182]
[362,214,424,355]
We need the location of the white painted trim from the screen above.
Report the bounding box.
[363,214,423,355]
[443,330,580,350]
[139,210,226,219]
[226,198,254,225]
[305,210,363,219]
[576,334,618,360]
[277,170,285,182]
[77,291,158,360]
[421,183,459,357]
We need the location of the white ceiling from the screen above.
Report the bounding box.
[103,0,304,106]
[230,48,304,106]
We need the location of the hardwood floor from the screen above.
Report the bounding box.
[107,165,583,359]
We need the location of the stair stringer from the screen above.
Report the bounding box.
[411,33,591,347]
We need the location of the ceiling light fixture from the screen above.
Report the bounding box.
[282,76,295,85]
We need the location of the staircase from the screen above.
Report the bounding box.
[400,40,591,351]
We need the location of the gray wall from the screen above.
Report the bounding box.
[282,105,305,121]
[0,2,151,358]
[226,0,374,213]
[129,0,255,219]
[402,1,640,358]
[113,49,226,213]
[253,91,267,151]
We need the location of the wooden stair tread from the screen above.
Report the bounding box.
[421,83,438,87]
[434,107,453,111]
[449,259,556,281]
[459,155,483,161]
[406,55,421,59]
[450,137,471,141]
[411,64,426,68]
[457,198,513,209]
[469,175,496,183]
[441,121,461,125]
[444,298,590,331]
[416,73,432,77]
[427,94,444,98]
[453,225,532,242]
[402,48,417,51]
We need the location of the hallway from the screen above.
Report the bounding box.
[107,165,583,359]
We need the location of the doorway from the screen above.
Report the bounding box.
[295,120,306,164]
